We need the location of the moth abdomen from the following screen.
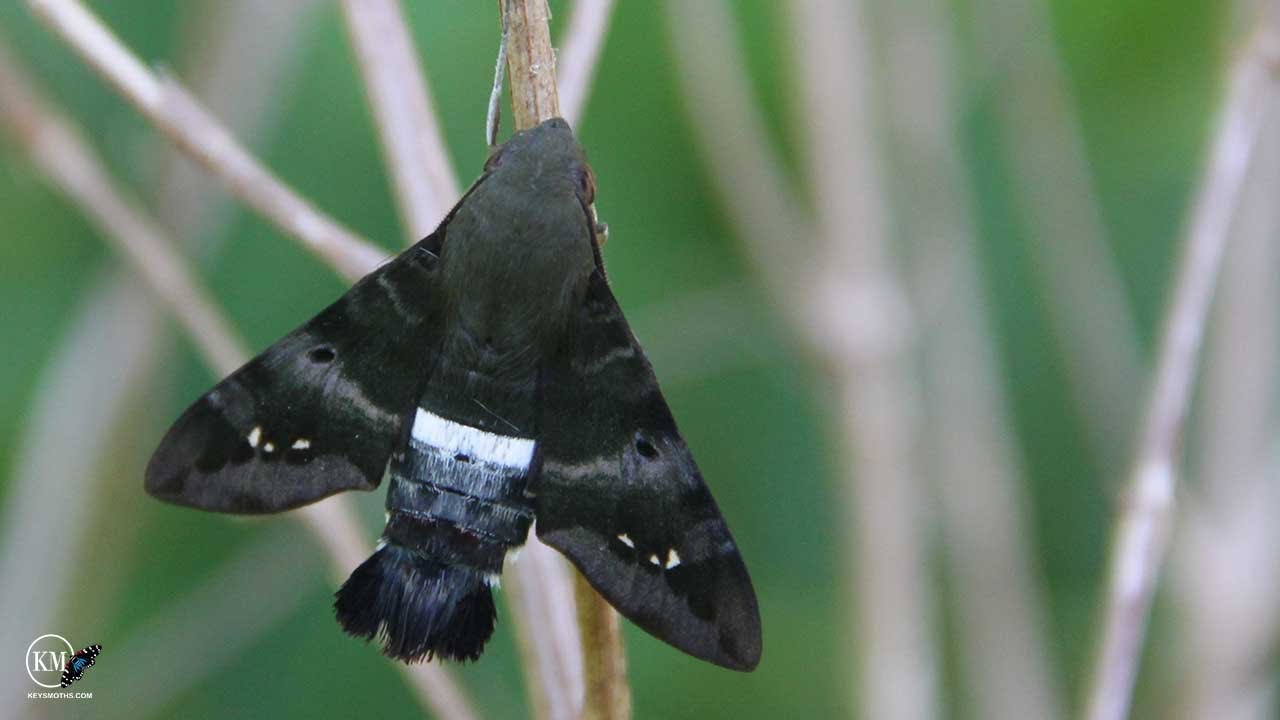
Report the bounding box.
[334,404,537,663]
[334,540,497,663]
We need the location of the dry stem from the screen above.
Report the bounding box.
[557,0,615,127]
[502,1,629,718]
[1083,20,1280,720]
[27,0,387,282]
[341,0,460,240]
[884,1,1063,717]
[788,3,940,717]
[340,2,588,716]
[0,27,479,720]
[668,2,939,718]
[1172,69,1280,720]
[504,0,561,130]
[970,0,1144,472]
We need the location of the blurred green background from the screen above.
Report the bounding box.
[0,1,1249,718]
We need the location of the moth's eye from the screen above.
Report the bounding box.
[308,346,336,364]
[577,167,596,205]
[635,436,659,459]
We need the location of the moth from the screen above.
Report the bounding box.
[146,118,762,671]
[60,644,101,688]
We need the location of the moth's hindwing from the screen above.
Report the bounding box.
[146,237,445,514]
[535,271,763,671]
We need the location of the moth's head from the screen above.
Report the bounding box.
[484,117,595,206]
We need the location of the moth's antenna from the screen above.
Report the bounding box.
[486,1,510,147]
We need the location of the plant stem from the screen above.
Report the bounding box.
[501,2,631,718]
[1083,18,1280,720]
[26,0,386,281]
[2,21,479,720]
[341,0,459,241]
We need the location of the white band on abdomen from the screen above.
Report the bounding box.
[410,407,535,470]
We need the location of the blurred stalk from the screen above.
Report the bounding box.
[1084,15,1280,720]
[668,1,940,717]
[0,39,160,711]
[25,0,387,282]
[0,20,481,720]
[98,530,323,720]
[0,4,318,708]
[557,0,615,128]
[341,0,459,241]
[0,270,162,709]
[153,0,320,258]
[1170,38,1280,720]
[663,2,808,318]
[883,1,1064,719]
[970,0,1145,473]
[787,2,940,718]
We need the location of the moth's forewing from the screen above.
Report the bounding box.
[534,271,763,671]
[146,238,445,514]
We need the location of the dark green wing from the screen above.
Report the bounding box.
[535,270,762,671]
[146,237,445,514]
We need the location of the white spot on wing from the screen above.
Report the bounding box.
[262,442,275,453]
[648,554,660,566]
[616,533,635,548]
[665,548,681,569]
[292,438,311,450]
[247,426,261,448]
[410,408,535,470]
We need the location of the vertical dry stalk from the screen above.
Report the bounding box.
[662,2,809,314]
[557,0,615,127]
[1084,20,1280,720]
[502,2,630,719]
[505,542,585,720]
[788,2,941,718]
[504,0,561,129]
[970,0,1144,472]
[883,1,1063,718]
[1171,90,1280,720]
[341,0,460,240]
[341,2,592,717]
[666,2,939,716]
[572,572,630,719]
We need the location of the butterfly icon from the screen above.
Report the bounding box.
[60,643,101,688]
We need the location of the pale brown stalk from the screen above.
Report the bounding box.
[340,2,588,716]
[668,2,939,718]
[341,0,460,240]
[787,2,940,717]
[1084,19,1280,720]
[0,29,480,720]
[502,2,630,719]
[970,0,1144,472]
[26,0,387,282]
[1171,88,1280,720]
[884,1,1063,717]
[557,0,615,127]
